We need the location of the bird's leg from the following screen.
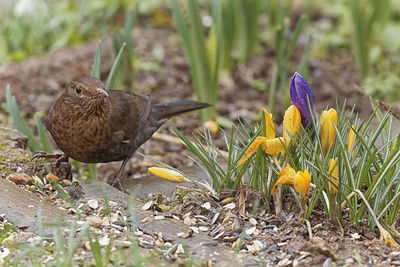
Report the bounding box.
[31,151,69,168]
[108,157,130,191]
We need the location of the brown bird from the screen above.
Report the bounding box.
[34,76,209,187]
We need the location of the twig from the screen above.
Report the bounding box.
[355,189,399,247]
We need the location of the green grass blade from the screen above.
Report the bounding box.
[170,0,195,71]
[35,113,53,153]
[88,233,103,267]
[286,15,306,61]
[6,85,42,152]
[91,41,102,79]
[88,163,98,180]
[88,42,103,179]
[105,42,126,90]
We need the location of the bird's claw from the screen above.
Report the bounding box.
[31,151,69,168]
[107,176,125,192]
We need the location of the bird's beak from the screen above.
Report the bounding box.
[96,88,109,97]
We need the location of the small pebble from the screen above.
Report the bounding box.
[86,216,102,228]
[177,232,186,238]
[88,199,99,210]
[175,244,184,254]
[201,202,211,210]
[154,215,165,220]
[7,173,33,185]
[99,235,110,247]
[184,217,194,226]
[247,240,263,255]
[165,243,178,255]
[0,247,10,259]
[154,239,164,248]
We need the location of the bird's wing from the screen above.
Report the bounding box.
[135,94,152,126]
[107,90,152,142]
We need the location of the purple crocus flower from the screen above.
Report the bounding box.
[290,72,315,129]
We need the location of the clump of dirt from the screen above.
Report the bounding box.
[0,127,71,180]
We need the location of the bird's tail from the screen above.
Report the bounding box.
[152,100,210,121]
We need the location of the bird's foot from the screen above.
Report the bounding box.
[107,175,125,192]
[31,152,69,168]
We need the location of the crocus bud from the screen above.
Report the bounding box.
[320,108,338,156]
[290,72,315,129]
[328,159,338,199]
[347,125,356,157]
[283,105,301,146]
[148,167,186,183]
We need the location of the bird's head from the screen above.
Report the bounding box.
[66,76,109,101]
[64,76,109,116]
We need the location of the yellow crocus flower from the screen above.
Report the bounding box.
[271,164,311,206]
[263,108,276,139]
[293,170,311,204]
[380,227,400,248]
[320,108,338,156]
[271,164,296,195]
[238,106,301,165]
[238,137,267,165]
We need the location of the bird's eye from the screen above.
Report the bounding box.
[76,87,82,94]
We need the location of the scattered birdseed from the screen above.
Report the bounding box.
[199,226,209,232]
[223,203,236,210]
[220,197,234,205]
[246,226,256,236]
[142,201,153,211]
